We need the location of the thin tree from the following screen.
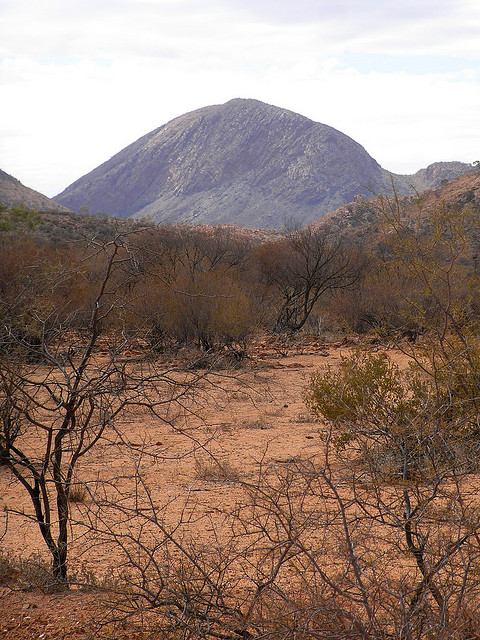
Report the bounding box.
[259,227,363,333]
[0,231,208,584]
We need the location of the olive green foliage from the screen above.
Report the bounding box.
[306,352,428,471]
[306,351,414,426]
[305,347,480,477]
[309,198,480,477]
[0,204,42,233]
[4,197,480,636]
[303,347,480,634]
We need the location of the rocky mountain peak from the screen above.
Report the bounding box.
[53,99,474,229]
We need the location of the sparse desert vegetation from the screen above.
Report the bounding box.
[2,181,480,638]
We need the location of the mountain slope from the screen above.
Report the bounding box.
[54,99,473,229]
[312,169,480,239]
[0,169,70,212]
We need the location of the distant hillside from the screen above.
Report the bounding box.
[312,169,480,239]
[402,161,476,193]
[0,169,69,212]
[54,99,474,229]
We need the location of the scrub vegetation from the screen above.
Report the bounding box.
[1,189,480,639]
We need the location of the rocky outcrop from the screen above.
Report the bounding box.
[54,99,474,229]
[405,161,475,192]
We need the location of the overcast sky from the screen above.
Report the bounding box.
[1,0,479,197]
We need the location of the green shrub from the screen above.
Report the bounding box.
[304,349,480,478]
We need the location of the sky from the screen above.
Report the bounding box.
[1,0,479,198]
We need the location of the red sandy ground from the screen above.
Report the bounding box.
[0,336,408,639]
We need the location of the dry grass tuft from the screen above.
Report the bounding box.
[68,483,89,504]
[194,458,240,483]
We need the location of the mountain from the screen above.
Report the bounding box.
[54,99,474,229]
[0,169,69,212]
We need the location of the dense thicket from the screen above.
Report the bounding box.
[0,217,366,355]
[2,199,479,350]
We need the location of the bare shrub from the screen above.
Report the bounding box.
[0,549,18,586]
[126,225,260,353]
[0,230,218,585]
[304,347,480,637]
[5,552,67,593]
[258,227,364,333]
[240,414,273,430]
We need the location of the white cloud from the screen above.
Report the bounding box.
[0,0,479,197]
